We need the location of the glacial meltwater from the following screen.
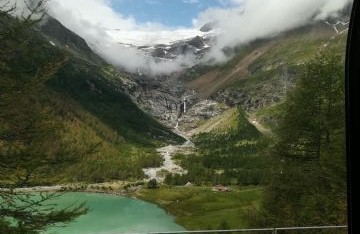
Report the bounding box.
[44,192,185,234]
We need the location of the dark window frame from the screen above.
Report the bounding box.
[345,1,359,233]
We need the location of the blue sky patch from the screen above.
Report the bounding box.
[110,0,229,28]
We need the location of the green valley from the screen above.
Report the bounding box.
[136,186,263,230]
[0,1,350,233]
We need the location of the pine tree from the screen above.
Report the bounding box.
[147,179,159,189]
[0,1,88,233]
[259,50,347,227]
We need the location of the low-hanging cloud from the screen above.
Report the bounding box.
[42,0,201,76]
[15,0,351,76]
[194,0,351,62]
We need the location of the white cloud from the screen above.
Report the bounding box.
[194,0,351,62]
[21,0,351,76]
[47,0,140,31]
[42,0,206,76]
[183,0,199,4]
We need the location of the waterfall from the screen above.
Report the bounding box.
[183,98,186,114]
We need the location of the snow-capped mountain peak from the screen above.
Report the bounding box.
[106,28,211,46]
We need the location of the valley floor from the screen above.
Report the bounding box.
[135,186,263,230]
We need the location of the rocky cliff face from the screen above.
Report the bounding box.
[115,72,202,129]
[103,66,230,133]
[177,100,229,132]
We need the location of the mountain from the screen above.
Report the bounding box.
[1,14,185,184]
[109,17,349,134]
[38,16,185,145]
[1,7,349,184]
[39,16,104,65]
[109,29,213,63]
[145,35,211,60]
[181,20,348,111]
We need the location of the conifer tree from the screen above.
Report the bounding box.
[0,1,88,233]
[259,51,347,227]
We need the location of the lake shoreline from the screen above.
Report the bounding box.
[12,183,141,199]
[10,184,263,230]
[44,191,186,234]
[13,184,191,231]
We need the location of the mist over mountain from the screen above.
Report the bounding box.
[11,0,351,76]
[7,0,340,76]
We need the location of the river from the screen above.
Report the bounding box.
[142,127,194,182]
[44,192,185,234]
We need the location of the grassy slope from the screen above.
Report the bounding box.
[136,186,263,230]
[231,26,348,90]
[249,31,348,131]
[251,102,285,130]
[190,108,239,135]
[192,107,261,147]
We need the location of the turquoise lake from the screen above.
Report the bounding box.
[44,192,185,234]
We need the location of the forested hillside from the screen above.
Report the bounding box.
[165,107,267,186]
[253,51,347,227]
[0,12,184,186]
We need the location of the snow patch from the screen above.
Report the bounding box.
[324,20,349,35]
[106,29,212,46]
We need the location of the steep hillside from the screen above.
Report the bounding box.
[0,15,184,185]
[182,22,348,111]
[39,16,104,66]
[39,17,184,145]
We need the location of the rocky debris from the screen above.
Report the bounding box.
[185,182,193,187]
[143,141,193,182]
[122,73,204,129]
[177,100,229,132]
[215,87,283,112]
[99,66,184,128]
[132,80,186,127]
[214,65,297,111]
